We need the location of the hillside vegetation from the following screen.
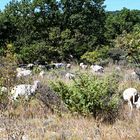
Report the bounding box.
[0,0,140,64]
[0,0,140,139]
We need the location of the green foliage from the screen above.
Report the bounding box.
[0,0,106,62]
[108,48,125,64]
[17,41,60,63]
[51,73,121,121]
[81,46,109,64]
[105,8,140,39]
[114,30,140,64]
[0,0,140,63]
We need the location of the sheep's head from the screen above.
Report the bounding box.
[34,80,41,89]
[80,63,84,67]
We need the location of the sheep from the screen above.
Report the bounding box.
[90,65,104,73]
[16,67,25,72]
[123,88,139,111]
[66,63,71,69]
[11,80,41,100]
[80,62,84,67]
[45,64,55,70]
[17,68,32,78]
[54,63,65,69]
[38,65,46,69]
[130,71,139,80]
[80,63,88,70]
[115,66,121,72]
[27,63,34,69]
[65,73,75,79]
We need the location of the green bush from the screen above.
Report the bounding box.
[81,46,109,64]
[51,73,121,122]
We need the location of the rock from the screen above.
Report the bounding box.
[22,135,29,140]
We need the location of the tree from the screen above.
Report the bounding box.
[105,8,140,40]
[114,30,140,65]
[60,0,106,59]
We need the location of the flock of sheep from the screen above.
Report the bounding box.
[1,61,140,113]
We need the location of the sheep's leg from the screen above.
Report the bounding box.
[132,94,136,104]
[128,100,133,111]
[128,101,133,117]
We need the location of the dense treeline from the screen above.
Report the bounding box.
[0,0,140,64]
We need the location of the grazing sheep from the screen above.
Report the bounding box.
[27,63,34,69]
[115,66,121,72]
[123,88,139,110]
[38,65,46,69]
[11,80,41,100]
[90,65,104,73]
[54,63,65,69]
[80,62,84,67]
[16,67,25,72]
[17,68,32,78]
[65,73,75,79]
[80,63,88,69]
[66,63,71,69]
[131,71,139,80]
[45,64,55,70]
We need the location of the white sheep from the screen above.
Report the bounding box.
[16,67,25,72]
[17,69,32,78]
[38,65,46,69]
[90,65,104,73]
[66,63,71,69]
[27,63,34,69]
[80,63,88,69]
[80,62,84,67]
[115,66,121,72]
[65,73,75,79]
[54,63,65,69]
[11,80,41,100]
[123,88,138,110]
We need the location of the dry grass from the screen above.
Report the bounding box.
[0,63,140,139]
[0,107,140,140]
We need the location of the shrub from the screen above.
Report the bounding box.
[108,48,125,64]
[51,73,121,122]
[81,46,109,65]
